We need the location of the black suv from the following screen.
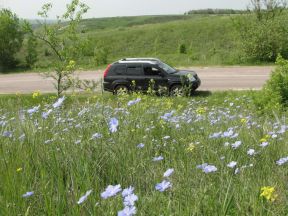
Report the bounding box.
[103,58,201,95]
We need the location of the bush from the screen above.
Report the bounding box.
[253,55,288,113]
[178,43,187,54]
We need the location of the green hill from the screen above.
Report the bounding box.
[20,14,244,70]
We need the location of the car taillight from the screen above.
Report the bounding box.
[103,64,111,78]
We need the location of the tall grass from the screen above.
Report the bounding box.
[0,91,287,215]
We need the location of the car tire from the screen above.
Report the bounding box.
[114,85,129,95]
[169,85,184,96]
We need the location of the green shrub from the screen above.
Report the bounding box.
[253,55,288,113]
[178,43,187,54]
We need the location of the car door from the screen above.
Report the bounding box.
[142,64,168,91]
[123,64,146,91]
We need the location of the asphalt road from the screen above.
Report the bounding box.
[0,66,274,94]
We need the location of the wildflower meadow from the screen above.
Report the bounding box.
[0,91,287,215]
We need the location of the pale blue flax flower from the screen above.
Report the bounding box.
[77,189,93,204]
[163,168,174,178]
[155,180,172,192]
[123,194,138,207]
[109,118,119,133]
[152,156,164,162]
[118,206,137,216]
[52,96,65,108]
[101,184,122,199]
[122,186,134,197]
[22,191,34,198]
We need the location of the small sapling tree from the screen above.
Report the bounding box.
[26,0,89,96]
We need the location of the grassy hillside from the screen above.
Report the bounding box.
[19,14,244,70]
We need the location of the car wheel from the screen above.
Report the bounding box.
[170,85,184,96]
[114,85,129,95]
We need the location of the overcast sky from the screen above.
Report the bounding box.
[0,0,252,19]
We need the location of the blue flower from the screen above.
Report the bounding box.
[118,206,137,216]
[155,180,172,192]
[27,105,40,115]
[122,186,134,197]
[203,165,217,173]
[101,184,122,199]
[127,98,141,106]
[90,133,103,140]
[227,161,237,168]
[152,156,164,162]
[22,191,34,198]
[163,168,174,178]
[136,143,145,148]
[3,131,12,138]
[123,194,138,207]
[77,189,93,204]
[52,96,65,108]
[276,156,288,165]
[197,163,217,173]
[231,141,242,149]
[109,118,119,133]
[42,109,52,119]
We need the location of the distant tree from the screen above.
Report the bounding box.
[0,9,24,71]
[25,0,90,96]
[25,35,38,68]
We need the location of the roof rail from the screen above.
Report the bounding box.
[120,58,160,62]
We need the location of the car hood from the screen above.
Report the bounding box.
[171,70,197,76]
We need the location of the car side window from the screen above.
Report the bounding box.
[114,65,126,75]
[124,65,143,76]
[144,66,161,76]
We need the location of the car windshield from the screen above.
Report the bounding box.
[158,62,177,74]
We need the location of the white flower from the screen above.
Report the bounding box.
[247,149,256,156]
[227,161,237,168]
[163,168,174,178]
[77,189,93,204]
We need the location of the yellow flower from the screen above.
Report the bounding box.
[240,118,247,124]
[32,90,41,99]
[196,107,206,115]
[16,167,22,172]
[260,186,278,202]
[186,143,196,152]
